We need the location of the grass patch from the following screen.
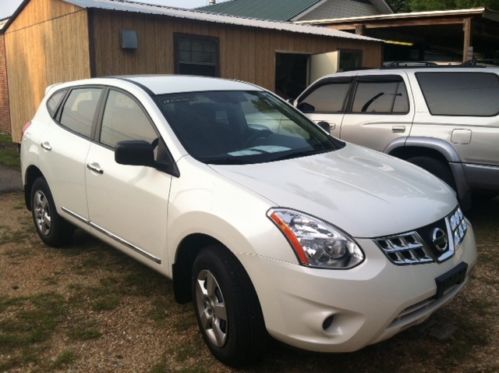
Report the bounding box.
[0,293,66,353]
[66,319,102,341]
[0,133,20,169]
[51,350,77,369]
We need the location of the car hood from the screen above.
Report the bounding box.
[210,144,457,238]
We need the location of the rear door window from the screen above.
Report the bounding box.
[297,82,351,113]
[351,78,409,114]
[60,88,102,138]
[416,72,499,116]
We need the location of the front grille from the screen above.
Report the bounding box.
[375,207,467,266]
[376,232,433,265]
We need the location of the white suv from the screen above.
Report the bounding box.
[295,68,499,208]
[21,76,476,366]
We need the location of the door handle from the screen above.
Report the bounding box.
[87,162,104,175]
[392,126,406,133]
[41,141,52,151]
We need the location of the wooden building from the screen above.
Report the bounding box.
[297,7,499,64]
[0,18,10,134]
[3,0,382,142]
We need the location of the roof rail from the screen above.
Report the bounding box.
[381,60,489,69]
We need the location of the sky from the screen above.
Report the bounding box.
[0,0,229,19]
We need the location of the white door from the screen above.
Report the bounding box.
[340,74,415,152]
[296,77,352,138]
[308,51,340,84]
[85,89,173,264]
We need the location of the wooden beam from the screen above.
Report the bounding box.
[355,24,365,35]
[330,16,467,31]
[463,17,472,62]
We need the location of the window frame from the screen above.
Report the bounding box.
[96,88,159,151]
[415,71,499,118]
[50,83,179,177]
[173,33,220,77]
[95,87,180,177]
[346,75,411,116]
[297,77,353,114]
[54,85,106,140]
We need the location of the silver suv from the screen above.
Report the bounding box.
[295,68,499,207]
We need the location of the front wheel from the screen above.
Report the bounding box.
[192,247,266,367]
[31,178,73,247]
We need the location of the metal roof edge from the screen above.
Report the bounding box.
[295,7,486,25]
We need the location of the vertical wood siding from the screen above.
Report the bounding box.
[5,0,91,142]
[0,34,10,134]
[91,10,382,90]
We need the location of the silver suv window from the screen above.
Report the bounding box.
[416,72,499,117]
[351,80,409,114]
[297,82,351,113]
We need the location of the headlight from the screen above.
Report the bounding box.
[267,208,364,269]
[450,207,468,247]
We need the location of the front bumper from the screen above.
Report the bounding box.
[242,224,477,353]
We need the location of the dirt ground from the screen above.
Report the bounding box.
[0,192,498,372]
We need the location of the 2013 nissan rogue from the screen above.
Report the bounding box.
[20,76,477,366]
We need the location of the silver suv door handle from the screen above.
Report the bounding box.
[392,126,406,133]
[87,162,104,175]
[41,141,52,151]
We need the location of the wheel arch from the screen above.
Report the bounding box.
[385,137,462,163]
[172,233,257,305]
[24,165,46,210]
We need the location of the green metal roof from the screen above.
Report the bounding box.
[198,0,322,21]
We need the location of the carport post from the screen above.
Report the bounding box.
[463,17,472,62]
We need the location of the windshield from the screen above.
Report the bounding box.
[156,90,343,165]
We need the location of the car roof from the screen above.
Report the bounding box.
[318,67,499,80]
[121,75,260,95]
[48,75,261,96]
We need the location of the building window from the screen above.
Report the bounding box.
[174,34,219,77]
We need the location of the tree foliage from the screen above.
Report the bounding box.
[385,0,499,11]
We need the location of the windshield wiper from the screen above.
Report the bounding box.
[269,149,323,162]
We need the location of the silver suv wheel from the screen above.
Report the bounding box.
[34,190,51,236]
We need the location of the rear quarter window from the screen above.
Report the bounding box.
[416,72,499,117]
[46,90,67,117]
[59,88,102,138]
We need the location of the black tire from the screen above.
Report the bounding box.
[192,246,266,367]
[406,156,455,189]
[31,177,73,247]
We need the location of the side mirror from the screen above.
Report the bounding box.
[317,121,331,133]
[115,140,154,167]
[297,102,315,113]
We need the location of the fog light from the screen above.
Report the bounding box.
[322,315,335,331]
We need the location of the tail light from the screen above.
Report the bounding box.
[21,121,32,140]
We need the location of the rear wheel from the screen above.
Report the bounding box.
[406,156,455,189]
[31,178,73,247]
[192,246,266,367]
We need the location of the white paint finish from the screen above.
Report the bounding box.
[211,143,457,238]
[85,143,172,261]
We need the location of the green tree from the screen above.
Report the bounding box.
[408,0,499,11]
